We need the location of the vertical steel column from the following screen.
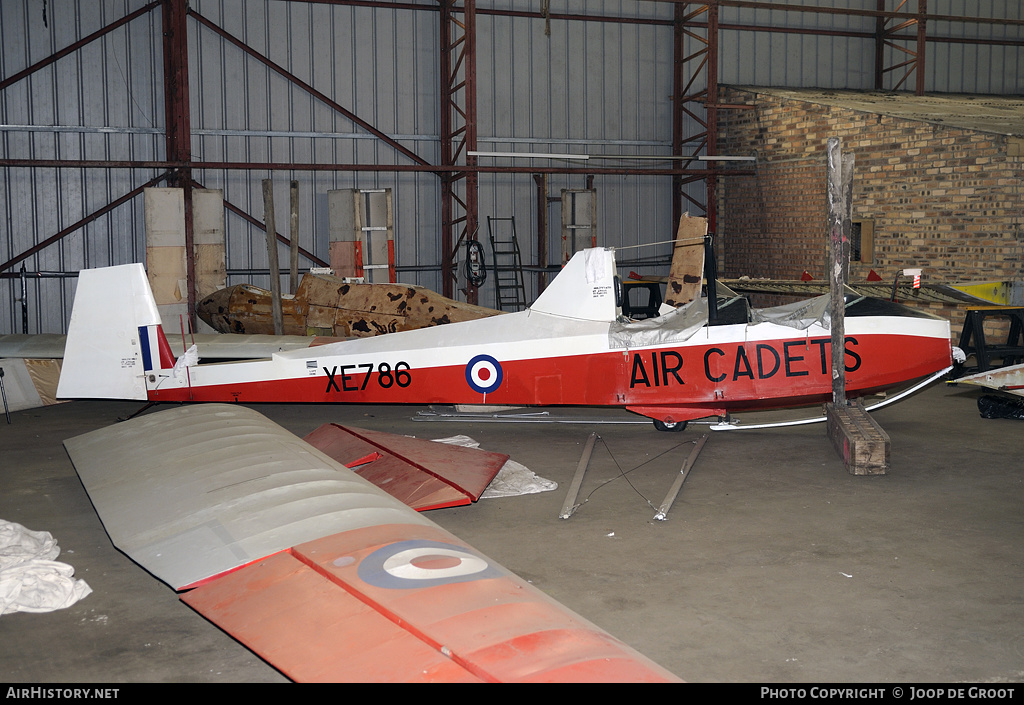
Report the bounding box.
[162,0,196,329]
[438,0,479,303]
[671,3,685,232]
[671,2,715,224]
[439,0,454,297]
[705,3,719,237]
[874,0,927,95]
[915,0,927,96]
[463,0,479,304]
[874,0,887,90]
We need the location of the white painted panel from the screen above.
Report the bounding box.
[145,188,186,248]
[192,189,225,246]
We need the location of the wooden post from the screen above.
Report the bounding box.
[289,180,300,293]
[823,137,847,405]
[534,173,548,295]
[262,179,284,336]
[824,138,890,474]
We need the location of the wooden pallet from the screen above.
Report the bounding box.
[825,401,890,475]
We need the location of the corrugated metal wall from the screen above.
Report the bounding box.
[2,0,1021,333]
[474,0,676,311]
[187,0,445,293]
[719,0,1024,92]
[1,1,164,332]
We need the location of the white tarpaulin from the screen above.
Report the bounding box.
[431,435,558,498]
[0,520,91,615]
[608,297,709,349]
[750,294,831,330]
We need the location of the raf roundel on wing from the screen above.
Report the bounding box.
[356,539,503,589]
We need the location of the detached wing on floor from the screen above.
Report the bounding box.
[63,404,678,683]
[303,423,508,511]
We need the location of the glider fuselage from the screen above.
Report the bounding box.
[57,248,952,426]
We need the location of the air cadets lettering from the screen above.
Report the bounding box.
[630,338,862,388]
[629,351,685,388]
[704,336,861,383]
[324,361,411,393]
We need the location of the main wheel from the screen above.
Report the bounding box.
[653,419,687,432]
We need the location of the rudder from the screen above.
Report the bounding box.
[529,248,620,322]
[57,264,170,401]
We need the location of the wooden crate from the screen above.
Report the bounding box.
[825,401,890,475]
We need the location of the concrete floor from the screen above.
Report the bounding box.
[1,382,1022,683]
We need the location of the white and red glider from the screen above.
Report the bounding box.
[56,247,952,430]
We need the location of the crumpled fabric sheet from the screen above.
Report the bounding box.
[430,435,558,498]
[0,520,92,616]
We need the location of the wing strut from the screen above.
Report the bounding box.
[653,434,709,521]
[558,432,597,520]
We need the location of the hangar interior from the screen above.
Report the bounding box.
[2,0,1023,684]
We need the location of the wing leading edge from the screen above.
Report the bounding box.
[63,404,679,682]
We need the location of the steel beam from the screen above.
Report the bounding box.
[162,0,196,330]
[672,3,685,232]
[875,1,928,95]
[439,0,480,303]
[653,0,1020,29]
[267,0,1024,34]
[0,2,160,92]
[916,1,927,96]
[706,3,720,236]
[0,159,739,178]
[672,3,722,234]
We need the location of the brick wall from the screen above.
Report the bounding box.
[716,87,1024,340]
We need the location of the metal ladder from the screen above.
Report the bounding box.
[487,216,528,311]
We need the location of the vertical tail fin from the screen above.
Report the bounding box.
[57,264,172,401]
[529,248,620,322]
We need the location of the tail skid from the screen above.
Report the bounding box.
[57,263,172,401]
